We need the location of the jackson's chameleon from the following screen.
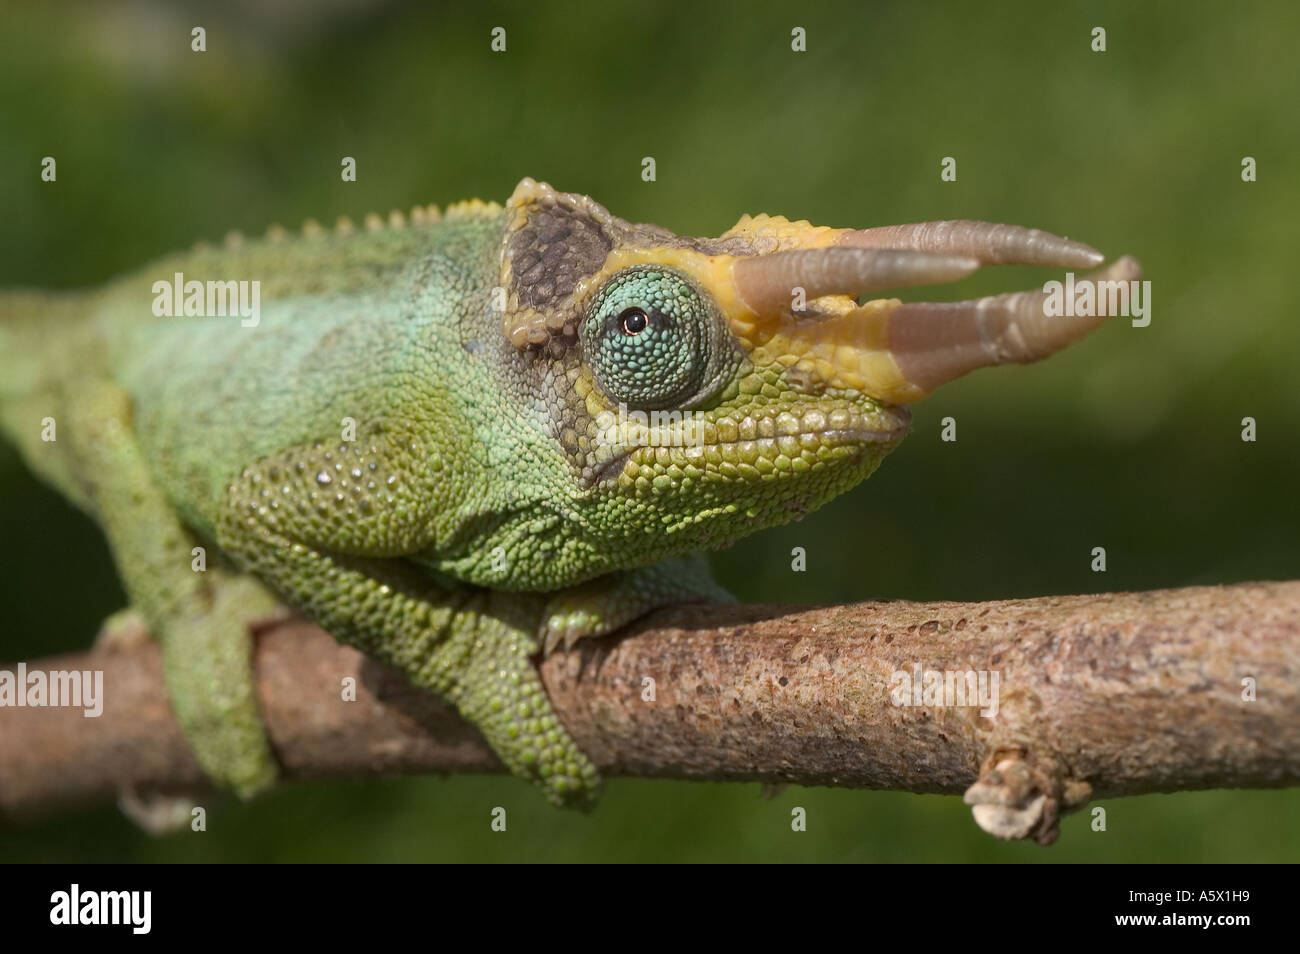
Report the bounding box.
[0,179,1139,806]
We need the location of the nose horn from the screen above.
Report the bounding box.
[886,256,1143,395]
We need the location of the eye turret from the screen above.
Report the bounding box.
[580,265,737,411]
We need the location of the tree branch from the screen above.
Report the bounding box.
[2,581,1297,843]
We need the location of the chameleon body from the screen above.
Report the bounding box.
[0,179,1138,805]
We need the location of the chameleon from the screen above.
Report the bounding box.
[0,178,1139,807]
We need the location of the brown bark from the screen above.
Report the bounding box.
[2,581,1297,843]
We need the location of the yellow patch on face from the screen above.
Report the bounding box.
[721,214,843,251]
[748,299,924,404]
[577,244,923,405]
[574,245,747,317]
[582,373,614,420]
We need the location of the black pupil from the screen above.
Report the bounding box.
[619,307,649,336]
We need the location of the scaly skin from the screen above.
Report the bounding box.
[0,179,1133,805]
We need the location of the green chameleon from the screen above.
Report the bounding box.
[0,179,1139,807]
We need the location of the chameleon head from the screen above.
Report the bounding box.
[493,179,1140,579]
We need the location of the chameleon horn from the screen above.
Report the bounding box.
[732,247,979,316]
[838,220,1104,269]
[885,255,1143,395]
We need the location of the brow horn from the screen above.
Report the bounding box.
[839,220,1104,269]
[732,247,979,315]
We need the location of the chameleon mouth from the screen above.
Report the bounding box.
[590,405,911,484]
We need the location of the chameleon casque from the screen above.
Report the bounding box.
[0,179,1140,807]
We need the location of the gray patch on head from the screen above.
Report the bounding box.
[507,203,613,310]
[499,182,773,360]
[505,190,765,316]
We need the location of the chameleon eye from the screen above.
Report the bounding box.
[619,307,649,336]
[581,265,735,411]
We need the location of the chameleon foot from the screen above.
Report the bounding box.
[541,554,733,653]
[94,578,284,799]
[159,574,285,798]
[94,607,151,652]
[437,606,600,807]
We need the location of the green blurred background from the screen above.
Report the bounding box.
[1,0,1297,862]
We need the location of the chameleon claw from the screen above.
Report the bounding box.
[541,617,568,655]
[540,610,596,655]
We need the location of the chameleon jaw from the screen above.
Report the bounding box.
[588,400,912,487]
[725,219,1141,404]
